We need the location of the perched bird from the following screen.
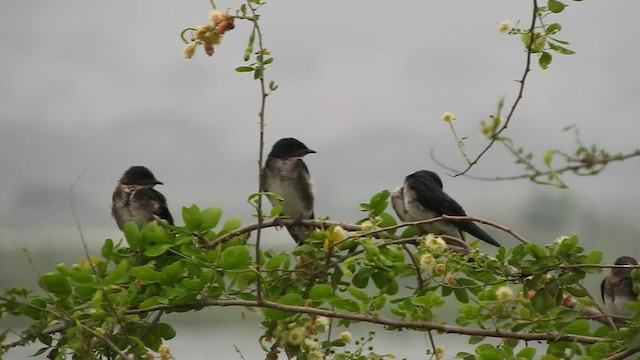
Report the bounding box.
[263,138,316,244]
[391,170,501,247]
[111,166,174,230]
[601,256,639,317]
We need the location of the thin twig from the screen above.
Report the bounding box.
[453,0,539,176]
[433,148,640,182]
[246,0,268,302]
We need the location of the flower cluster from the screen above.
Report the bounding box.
[182,10,235,58]
[269,316,330,359]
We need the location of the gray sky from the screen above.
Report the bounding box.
[1,1,640,358]
[1,1,639,250]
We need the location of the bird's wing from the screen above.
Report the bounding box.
[600,278,606,302]
[409,177,501,247]
[151,189,174,225]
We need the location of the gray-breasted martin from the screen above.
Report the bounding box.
[601,256,638,317]
[112,166,174,230]
[263,138,316,244]
[391,170,501,247]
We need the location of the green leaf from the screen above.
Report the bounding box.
[244,29,255,61]
[377,212,397,230]
[543,149,556,167]
[104,260,131,285]
[353,267,374,288]
[200,207,222,230]
[548,41,576,55]
[235,66,255,73]
[347,287,370,303]
[527,243,548,259]
[563,319,590,335]
[477,347,503,360]
[123,222,141,250]
[586,250,603,265]
[331,298,360,312]
[222,217,243,233]
[539,52,552,70]
[545,23,562,35]
[148,323,177,340]
[454,288,470,303]
[130,266,162,283]
[265,254,289,270]
[39,273,72,296]
[516,347,536,360]
[144,244,174,257]
[219,245,251,270]
[401,226,422,238]
[182,205,202,231]
[101,239,114,259]
[309,284,334,302]
[67,269,95,284]
[469,336,485,344]
[548,0,567,13]
[368,190,390,216]
[264,294,304,320]
[139,296,169,309]
[370,294,386,311]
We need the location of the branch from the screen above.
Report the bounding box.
[433,148,640,183]
[202,215,528,249]
[453,0,538,176]
[127,299,602,345]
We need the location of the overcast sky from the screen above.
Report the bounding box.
[2,1,640,358]
[1,1,639,254]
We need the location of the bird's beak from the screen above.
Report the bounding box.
[306,149,316,154]
[152,180,164,186]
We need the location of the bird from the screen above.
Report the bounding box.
[391,170,501,247]
[262,137,316,244]
[111,166,174,230]
[601,256,639,318]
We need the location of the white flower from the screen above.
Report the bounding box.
[442,112,456,122]
[498,20,511,33]
[496,286,514,301]
[303,338,318,350]
[182,43,197,59]
[314,316,329,328]
[424,234,447,254]
[420,253,436,271]
[287,327,307,346]
[340,331,353,344]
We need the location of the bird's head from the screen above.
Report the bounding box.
[268,137,316,159]
[119,166,163,187]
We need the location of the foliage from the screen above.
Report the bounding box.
[1,196,639,359]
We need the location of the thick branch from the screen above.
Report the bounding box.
[127,299,602,345]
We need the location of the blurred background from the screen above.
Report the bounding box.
[1,0,639,358]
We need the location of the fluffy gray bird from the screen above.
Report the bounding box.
[111,166,174,230]
[263,138,316,244]
[391,170,500,247]
[601,256,639,317]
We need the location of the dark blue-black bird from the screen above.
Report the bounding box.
[391,170,501,247]
[111,166,174,230]
[601,256,639,317]
[262,138,316,244]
